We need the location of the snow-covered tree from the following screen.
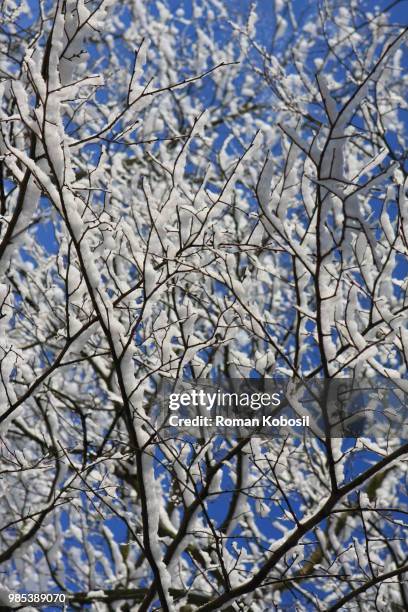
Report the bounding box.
[1,0,408,609]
